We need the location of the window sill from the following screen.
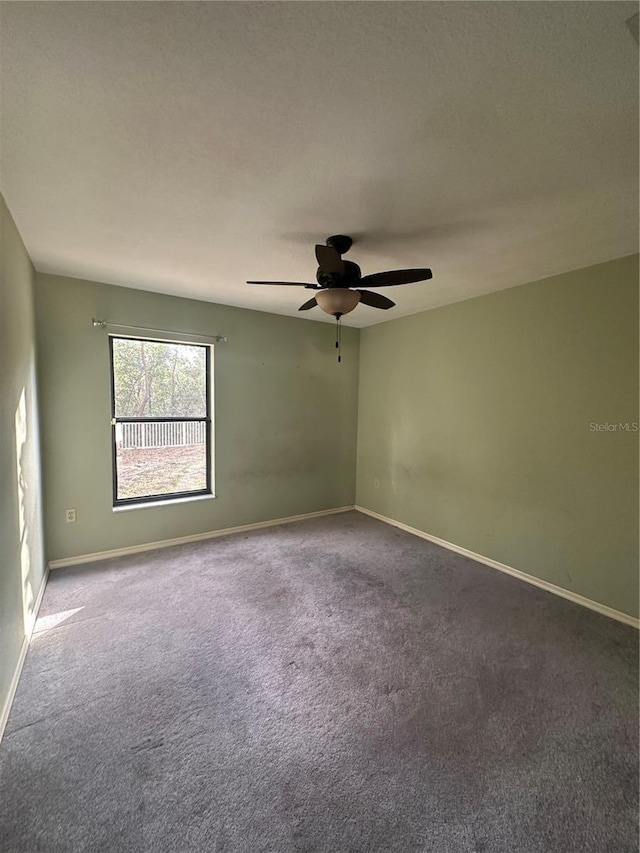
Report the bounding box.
[113,493,216,512]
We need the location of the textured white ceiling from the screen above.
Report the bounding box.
[1,2,638,327]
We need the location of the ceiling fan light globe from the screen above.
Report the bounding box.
[315,289,361,317]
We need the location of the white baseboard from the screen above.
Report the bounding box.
[0,566,50,744]
[355,505,639,629]
[48,506,355,570]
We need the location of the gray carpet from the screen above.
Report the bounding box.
[1,511,637,853]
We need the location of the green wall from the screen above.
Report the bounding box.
[35,274,359,562]
[0,195,46,727]
[356,255,639,618]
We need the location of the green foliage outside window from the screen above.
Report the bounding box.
[112,338,207,418]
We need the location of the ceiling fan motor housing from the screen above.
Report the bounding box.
[316,260,361,287]
[343,260,361,280]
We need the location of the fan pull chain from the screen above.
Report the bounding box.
[335,314,342,363]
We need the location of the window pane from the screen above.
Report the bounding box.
[112,338,207,418]
[115,421,207,500]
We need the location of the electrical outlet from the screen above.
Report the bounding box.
[374,478,380,489]
[65,508,76,523]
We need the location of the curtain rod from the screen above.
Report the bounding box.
[92,319,227,343]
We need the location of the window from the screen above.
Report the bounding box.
[109,336,212,506]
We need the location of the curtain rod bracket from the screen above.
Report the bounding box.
[91,318,227,343]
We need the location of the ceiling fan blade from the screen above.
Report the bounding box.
[359,268,433,287]
[247,281,318,288]
[356,290,395,310]
[315,245,345,276]
[298,297,318,311]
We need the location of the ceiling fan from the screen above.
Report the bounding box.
[247,235,433,317]
[247,235,433,361]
